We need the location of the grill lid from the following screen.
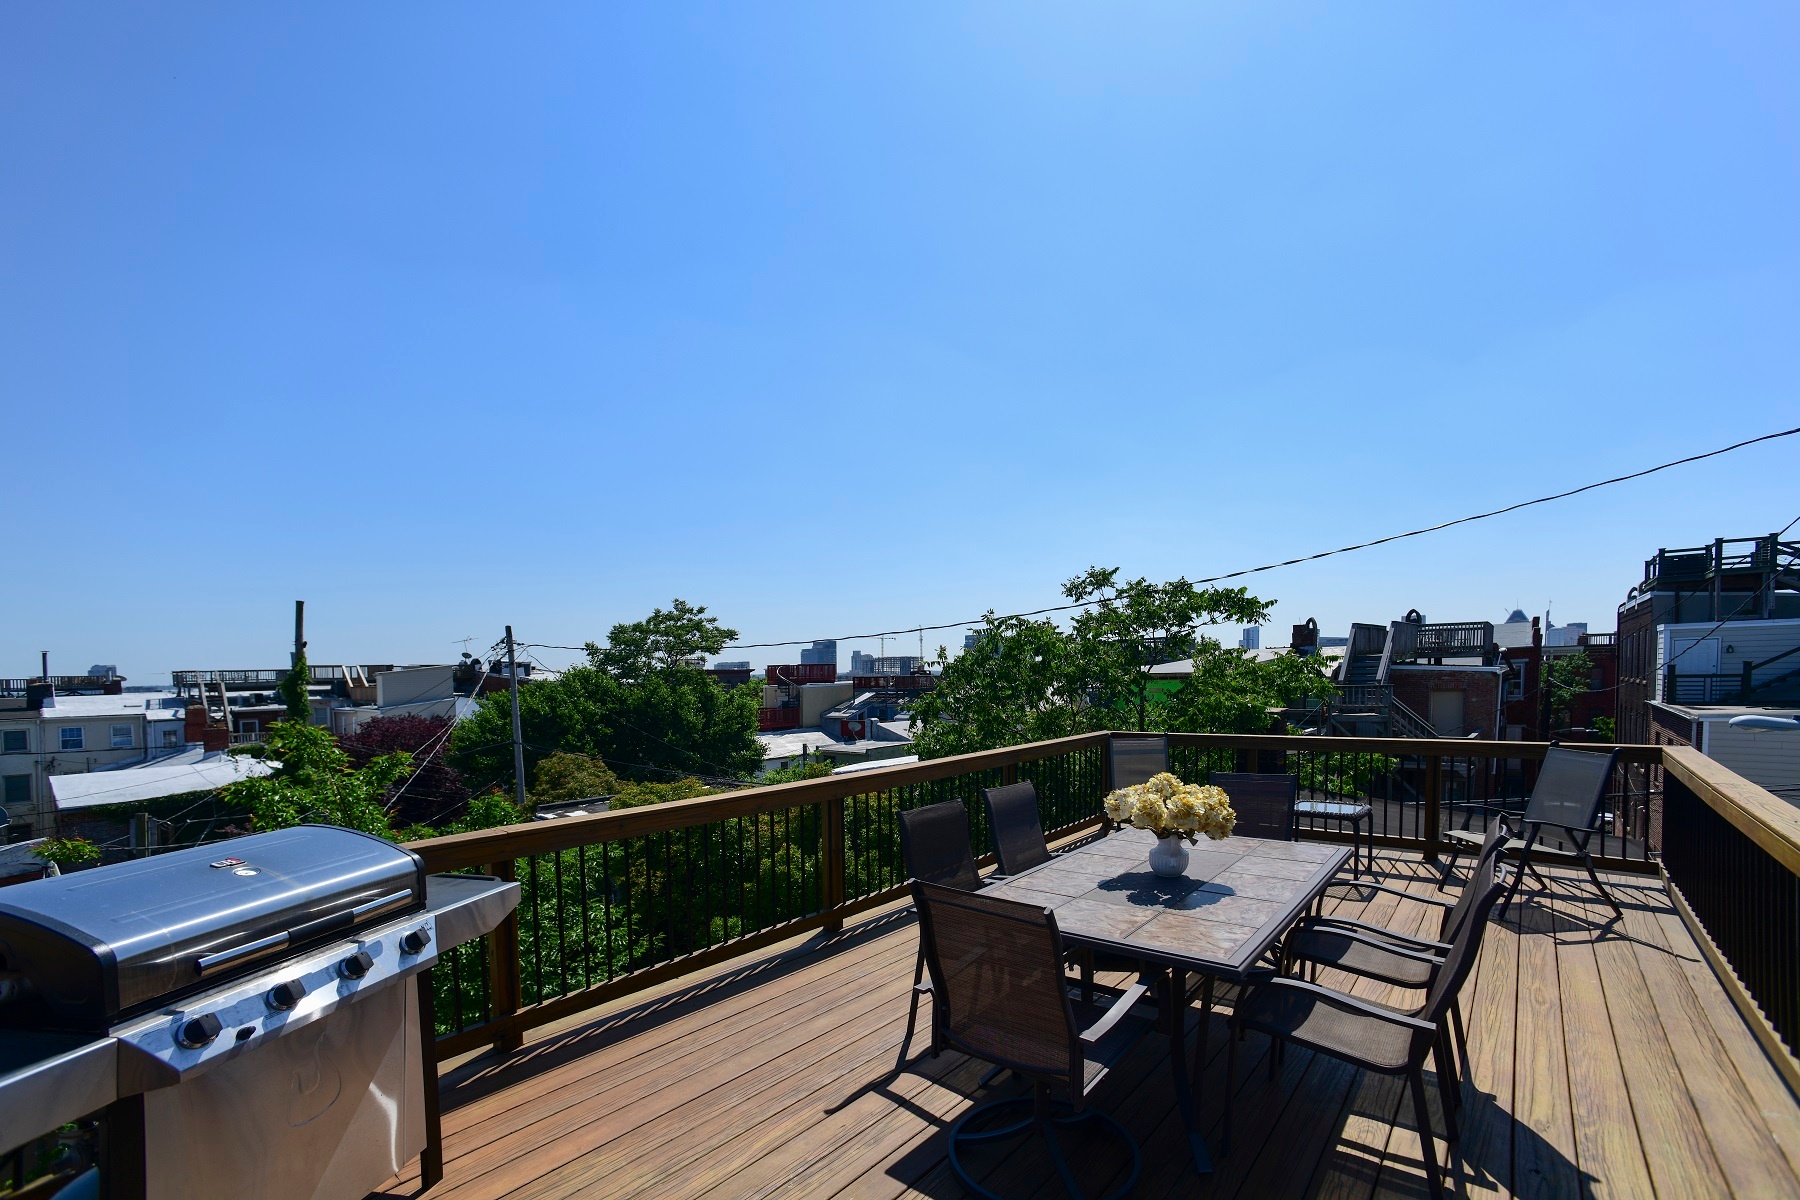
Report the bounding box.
[0,826,425,1030]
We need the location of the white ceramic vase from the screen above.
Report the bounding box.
[1148,834,1190,878]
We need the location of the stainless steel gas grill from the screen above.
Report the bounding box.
[0,825,519,1200]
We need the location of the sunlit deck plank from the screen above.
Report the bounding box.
[376,848,1800,1200]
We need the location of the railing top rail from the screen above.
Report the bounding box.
[1163,730,1660,763]
[407,731,1109,872]
[1663,746,1800,877]
[406,729,1668,872]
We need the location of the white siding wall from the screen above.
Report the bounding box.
[1696,718,1800,804]
[1656,618,1800,699]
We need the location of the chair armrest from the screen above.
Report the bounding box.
[1289,923,1445,965]
[1322,880,1454,910]
[1079,981,1150,1047]
[1247,977,1438,1035]
[1297,915,1452,954]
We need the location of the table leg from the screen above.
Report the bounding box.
[1163,966,1214,1174]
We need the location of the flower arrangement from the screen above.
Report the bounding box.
[1103,772,1235,844]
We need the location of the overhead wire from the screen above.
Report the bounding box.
[511,424,1796,654]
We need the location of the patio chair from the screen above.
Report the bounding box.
[895,801,983,1071]
[912,880,1152,1200]
[1284,816,1516,1078]
[1438,744,1623,920]
[1225,858,1509,1199]
[1107,733,1169,792]
[982,781,1053,877]
[1208,772,1297,841]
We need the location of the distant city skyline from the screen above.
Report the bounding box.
[4,7,1797,683]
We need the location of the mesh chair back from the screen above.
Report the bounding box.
[982,782,1053,876]
[898,801,981,891]
[1108,734,1170,791]
[1209,772,1297,841]
[1440,816,1515,942]
[1524,746,1620,831]
[912,880,1077,1078]
[1421,857,1508,1022]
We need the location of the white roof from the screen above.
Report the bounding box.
[51,755,275,809]
[832,755,920,775]
[14,692,186,721]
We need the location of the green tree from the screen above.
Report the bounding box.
[908,612,1088,759]
[1545,651,1595,731]
[909,570,1300,757]
[277,651,311,724]
[1062,567,1269,731]
[224,721,415,838]
[1161,641,1338,734]
[531,751,622,806]
[450,600,762,790]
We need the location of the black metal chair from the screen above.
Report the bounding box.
[913,880,1151,1200]
[1106,734,1169,793]
[982,781,1053,877]
[1438,745,1623,920]
[1226,857,1510,1199]
[1208,771,1297,841]
[1286,815,1516,1079]
[895,801,982,1071]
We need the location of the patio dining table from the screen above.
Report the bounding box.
[980,826,1352,1174]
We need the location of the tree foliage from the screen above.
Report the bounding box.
[1545,651,1595,729]
[340,714,470,828]
[910,568,1326,758]
[450,600,762,792]
[277,651,311,725]
[224,721,415,838]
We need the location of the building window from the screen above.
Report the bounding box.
[240,720,259,735]
[59,727,84,752]
[1,730,24,755]
[2,775,27,809]
[110,724,133,749]
[1589,668,1605,691]
[161,728,180,747]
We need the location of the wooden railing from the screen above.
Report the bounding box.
[1410,621,1495,660]
[408,732,1110,1058]
[1660,748,1800,1091]
[407,730,1677,1062]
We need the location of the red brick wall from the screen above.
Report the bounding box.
[1390,668,1503,738]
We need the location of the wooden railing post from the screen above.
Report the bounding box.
[822,798,846,934]
[485,859,524,1055]
[1422,755,1443,859]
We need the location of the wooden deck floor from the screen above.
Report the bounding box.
[378,849,1800,1199]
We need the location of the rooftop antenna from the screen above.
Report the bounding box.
[453,636,474,656]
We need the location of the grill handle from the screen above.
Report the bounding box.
[191,888,416,979]
[195,931,289,979]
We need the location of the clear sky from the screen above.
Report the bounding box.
[4,5,1798,682]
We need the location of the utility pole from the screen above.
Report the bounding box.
[292,600,306,668]
[506,626,527,809]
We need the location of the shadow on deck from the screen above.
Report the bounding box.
[377,849,1800,1199]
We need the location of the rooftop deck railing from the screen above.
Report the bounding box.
[406,732,1796,1091]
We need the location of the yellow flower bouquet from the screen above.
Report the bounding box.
[1104,772,1235,845]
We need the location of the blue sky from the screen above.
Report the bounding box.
[4,5,1797,681]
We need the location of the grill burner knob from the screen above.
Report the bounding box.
[399,928,432,956]
[176,1012,223,1049]
[266,978,308,1010]
[338,951,374,980]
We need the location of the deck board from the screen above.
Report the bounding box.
[375,848,1800,1200]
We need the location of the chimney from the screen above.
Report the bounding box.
[1531,616,1542,650]
[25,682,54,712]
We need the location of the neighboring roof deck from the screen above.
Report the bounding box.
[385,849,1800,1199]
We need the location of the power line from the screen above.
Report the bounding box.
[522,424,1800,654]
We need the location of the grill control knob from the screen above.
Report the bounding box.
[266,978,308,1011]
[175,1013,223,1049]
[338,951,375,980]
[399,928,432,956]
